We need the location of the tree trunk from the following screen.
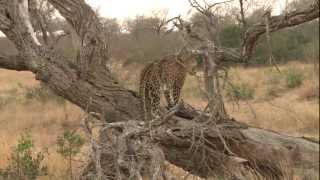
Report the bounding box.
[0,0,319,179]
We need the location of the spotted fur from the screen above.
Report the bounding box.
[139,52,200,121]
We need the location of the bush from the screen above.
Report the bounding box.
[0,134,48,180]
[285,68,304,88]
[226,82,255,100]
[57,130,85,179]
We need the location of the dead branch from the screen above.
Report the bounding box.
[242,0,319,60]
[238,0,247,37]
[49,0,110,73]
[0,53,30,71]
[0,0,319,179]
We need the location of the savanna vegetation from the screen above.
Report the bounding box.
[0,0,319,179]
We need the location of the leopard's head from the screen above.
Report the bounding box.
[177,48,204,75]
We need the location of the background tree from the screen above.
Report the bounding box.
[0,0,319,179]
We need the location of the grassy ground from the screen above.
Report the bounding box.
[114,61,319,137]
[0,61,319,179]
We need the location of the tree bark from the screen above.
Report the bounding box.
[0,0,319,179]
[156,114,319,178]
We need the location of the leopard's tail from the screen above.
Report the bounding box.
[139,64,152,121]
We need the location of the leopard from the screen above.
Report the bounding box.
[139,49,202,121]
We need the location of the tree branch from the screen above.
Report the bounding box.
[0,1,11,30]
[48,0,109,71]
[155,115,319,178]
[0,53,29,71]
[0,0,141,122]
[238,0,247,36]
[242,0,319,60]
[0,1,319,179]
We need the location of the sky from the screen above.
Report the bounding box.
[0,0,287,37]
[86,0,191,20]
[86,0,287,20]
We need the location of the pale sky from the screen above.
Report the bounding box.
[0,0,287,37]
[86,0,191,19]
[86,0,287,20]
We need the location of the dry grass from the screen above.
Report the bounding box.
[0,69,84,179]
[181,62,319,138]
[0,61,319,179]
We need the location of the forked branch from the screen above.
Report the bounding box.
[242,0,319,60]
[0,0,319,179]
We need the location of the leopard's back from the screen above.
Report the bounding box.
[139,55,192,121]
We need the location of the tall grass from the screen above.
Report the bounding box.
[0,62,318,179]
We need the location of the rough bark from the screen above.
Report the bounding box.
[156,114,319,178]
[0,54,29,71]
[0,0,319,179]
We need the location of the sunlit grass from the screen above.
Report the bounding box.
[0,61,318,179]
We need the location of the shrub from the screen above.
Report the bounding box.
[226,82,255,100]
[57,130,85,179]
[285,68,304,88]
[0,134,48,180]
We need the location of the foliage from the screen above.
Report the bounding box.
[253,21,319,64]
[220,24,241,48]
[56,130,85,179]
[0,8,318,66]
[0,134,48,180]
[57,130,85,157]
[226,82,255,100]
[119,13,318,65]
[285,68,304,88]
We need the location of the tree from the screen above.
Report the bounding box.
[120,15,183,64]
[0,0,319,179]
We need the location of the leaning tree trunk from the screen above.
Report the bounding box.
[0,0,319,179]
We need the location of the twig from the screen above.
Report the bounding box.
[264,10,281,73]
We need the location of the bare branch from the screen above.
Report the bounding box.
[188,0,207,14]
[207,0,234,11]
[18,0,41,45]
[48,0,105,44]
[48,0,109,72]
[29,0,50,45]
[0,2,11,30]
[0,53,30,71]
[0,0,44,70]
[238,0,247,35]
[0,1,319,179]
[242,1,319,60]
